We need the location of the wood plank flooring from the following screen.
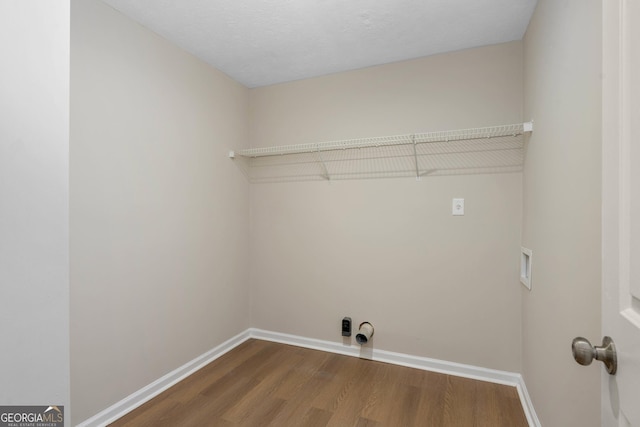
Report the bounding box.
[109,339,528,426]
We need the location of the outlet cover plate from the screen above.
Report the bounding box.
[452,198,464,216]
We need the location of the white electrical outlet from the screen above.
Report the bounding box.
[452,198,464,216]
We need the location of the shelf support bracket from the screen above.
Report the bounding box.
[316,147,330,180]
[412,135,421,181]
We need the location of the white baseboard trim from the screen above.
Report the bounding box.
[78,328,540,427]
[248,328,540,427]
[76,329,251,427]
[515,376,541,427]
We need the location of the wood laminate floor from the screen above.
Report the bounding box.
[110,339,528,426]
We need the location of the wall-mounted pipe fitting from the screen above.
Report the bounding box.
[356,322,374,345]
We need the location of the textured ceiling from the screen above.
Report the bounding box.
[100,0,537,88]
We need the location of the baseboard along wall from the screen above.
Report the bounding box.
[77,328,540,427]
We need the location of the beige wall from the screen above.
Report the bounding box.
[522,0,602,425]
[249,43,524,371]
[70,0,250,423]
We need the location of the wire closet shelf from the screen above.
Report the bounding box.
[229,122,533,183]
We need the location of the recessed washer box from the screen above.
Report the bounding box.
[520,247,532,290]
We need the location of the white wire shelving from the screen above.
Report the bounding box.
[229,122,533,183]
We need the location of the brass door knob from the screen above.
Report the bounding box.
[572,336,617,375]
